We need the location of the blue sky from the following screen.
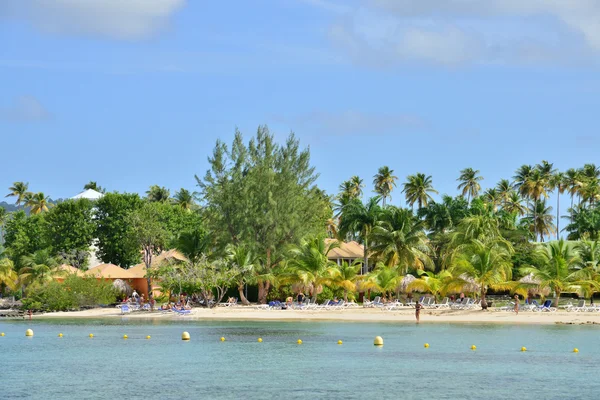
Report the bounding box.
[1,0,598,224]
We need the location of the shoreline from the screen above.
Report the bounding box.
[20,307,600,325]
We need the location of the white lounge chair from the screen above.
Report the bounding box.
[434,298,450,309]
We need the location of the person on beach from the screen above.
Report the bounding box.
[297,292,304,305]
[514,295,519,315]
[415,300,423,323]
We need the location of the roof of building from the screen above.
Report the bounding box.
[71,189,104,200]
[55,264,85,277]
[85,263,136,279]
[324,238,364,259]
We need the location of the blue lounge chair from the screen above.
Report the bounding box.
[535,300,555,312]
[172,307,191,315]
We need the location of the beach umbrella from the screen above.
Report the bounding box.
[517,273,550,297]
[112,279,133,296]
[397,274,416,293]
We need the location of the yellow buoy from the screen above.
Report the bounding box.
[337,340,343,345]
[521,347,527,352]
[182,331,190,341]
[374,336,383,346]
[58,333,63,338]
[123,335,128,339]
[0,332,4,337]
[146,335,151,340]
[25,329,34,337]
[89,334,94,338]
[220,337,226,342]
[471,345,476,350]
[297,339,303,345]
[257,338,263,343]
[424,343,430,348]
[573,348,579,353]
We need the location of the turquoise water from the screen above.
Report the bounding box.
[0,319,598,399]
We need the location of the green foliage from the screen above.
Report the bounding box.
[95,193,144,267]
[21,274,117,311]
[3,211,49,268]
[45,199,95,255]
[565,204,600,240]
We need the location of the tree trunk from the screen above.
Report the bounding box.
[554,291,560,308]
[481,288,488,310]
[556,191,560,240]
[344,289,348,302]
[238,282,250,305]
[257,281,270,304]
[363,238,369,275]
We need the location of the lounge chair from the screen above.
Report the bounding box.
[569,300,587,312]
[434,298,450,309]
[317,299,331,310]
[534,299,556,312]
[372,297,385,308]
[119,304,131,314]
[172,307,191,315]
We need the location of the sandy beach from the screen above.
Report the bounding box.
[31,306,600,325]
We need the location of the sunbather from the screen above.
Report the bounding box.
[415,300,423,323]
[514,295,519,315]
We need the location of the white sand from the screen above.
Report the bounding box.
[33,306,600,325]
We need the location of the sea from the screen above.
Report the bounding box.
[0,318,597,399]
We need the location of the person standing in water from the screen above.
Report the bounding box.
[415,300,423,323]
[514,294,519,315]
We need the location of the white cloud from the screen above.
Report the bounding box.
[0,96,51,122]
[319,0,600,66]
[0,0,185,40]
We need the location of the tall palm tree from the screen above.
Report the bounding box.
[527,200,556,242]
[582,163,600,180]
[172,188,195,210]
[5,182,30,206]
[373,166,397,206]
[513,164,534,200]
[457,168,483,204]
[19,249,59,287]
[349,176,364,199]
[174,228,211,264]
[580,177,600,207]
[338,197,382,274]
[496,179,512,203]
[282,237,339,302]
[332,261,361,301]
[502,191,526,216]
[447,239,513,308]
[338,181,356,201]
[483,188,501,212]
[402,173,438,210]
[0,257,18,292]
[550,172,565,239]
[83,181,105,192]
[26,192,52,214]
[520,240,582,307]
[564,168,584,215]
[146,185,170,202]
[370,207,433,273]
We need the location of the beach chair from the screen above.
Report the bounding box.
[119,304,131,314]
[372,297,385,308]
[434,298,450,309]
[343,301,360,308]
[172,307,191,316]
[450,298,464,309]
[534,300,556,312]
[569,300,587,312]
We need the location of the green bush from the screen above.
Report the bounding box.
[21,275,117,312]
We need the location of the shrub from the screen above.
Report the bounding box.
[21,274,117,311]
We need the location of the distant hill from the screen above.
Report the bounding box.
[0,198,65,212]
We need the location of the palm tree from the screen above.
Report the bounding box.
[550,172,565,239]
[527,200,556,242]
[373,166,397,206]
[26,192,52,214]
[338,181,356,201]
[172,188,195,210]
[366,263,401,300]
[5,182,30,206]
[513,164,534,200]
[502,191,526,216]
[580,177,600,207]
[407,270,452,301]
[402,173,438,210]
[564,168,584,215]
[457,168,483,204]
[349,176,364,199]
[582,163,600,180]
[447,239,513,309]
[174,228,211,264]
[146,185,170,202]
[225,244,255,305]
[338,197,382,274]
[573,241,600,303]
[496,179,512,204]
[332,261,361,301]
[483,188,501,212]
[83,181,105,192]
[520,240,582,307]
[283,237,339,302]
[0,207,8,243]
[0,257,18,292]
[370,207,433,273]
[19,249,59,287]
